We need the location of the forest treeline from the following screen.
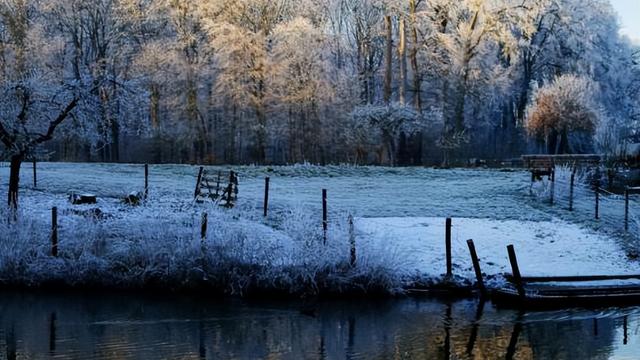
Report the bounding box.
[1,0,639,166]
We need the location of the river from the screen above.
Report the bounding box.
[1,291,639,359]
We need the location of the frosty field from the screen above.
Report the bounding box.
[0,162,637,295]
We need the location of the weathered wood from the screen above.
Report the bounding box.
[493,283,640,309]
[69,193,97,205]
[123,191,143,206]
[569,171,575,211]
[550,167,555,205]
[507,245,524,297]
[263,177,270,217]
[144,164,149,200]
[522,154,602,167]
[201,212,208,242]
[466,239,485,294]
[32,158,37,188]
[322,189,328,244]
[51,207,58,257]
[595,181,600,220]
[349,214,356,267]
[194,166,204,199]
[625,188,630,231]
[507,274,640,283]
[446,218,452,277]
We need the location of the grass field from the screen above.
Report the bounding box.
[0,162,636,296]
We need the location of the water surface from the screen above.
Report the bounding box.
[1,291,639,359]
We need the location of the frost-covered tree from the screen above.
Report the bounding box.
[351,103,421,165]
[271,17,334,163]
[2,0,639,166]
[0,0,98,209]
[525,74,600,154]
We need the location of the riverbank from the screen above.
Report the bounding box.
[0,163,637,297]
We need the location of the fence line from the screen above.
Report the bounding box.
[532,167,640,245]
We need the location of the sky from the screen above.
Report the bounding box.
[610,0,640,44]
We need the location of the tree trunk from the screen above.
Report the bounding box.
[409,0,422,113]
[398,18,407,106]
[150,83,161,129]
[8,153,24,210]
[383,15,393,104]
[255,105,267,163]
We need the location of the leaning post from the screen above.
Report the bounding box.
[194,166,204,199]
[466,239,485,296]
[507,245,524,297]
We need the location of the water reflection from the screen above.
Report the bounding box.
[0,291,638,359]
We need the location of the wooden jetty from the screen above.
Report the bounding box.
[493,245,640,308]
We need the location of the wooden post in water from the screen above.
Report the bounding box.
[51,207,58,257]
[201,212,208,243]
[194,166,204,199]
[445,218,452,277]
[349,214,356,267]
[32,158,37,188]
[263,177,270,217]
[625,188,630,232]
[144,164,149,200]
[466,239,485,295]
[322,189,328,244]
[507,245,524,297]
[569,171,575,211]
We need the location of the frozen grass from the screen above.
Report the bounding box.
[0,199,409,296]
[0,162,637,296]
[529,165,640,254]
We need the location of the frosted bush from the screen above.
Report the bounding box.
[0,199,411,296]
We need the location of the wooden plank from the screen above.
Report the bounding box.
[506,274,640,283]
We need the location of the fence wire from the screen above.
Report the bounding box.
[531,166,640,249]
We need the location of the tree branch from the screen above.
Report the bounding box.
[0,120,14,148]
[32,97,79,145]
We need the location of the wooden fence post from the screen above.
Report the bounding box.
[625,188,630,232]
[569,171,575,211]
[550,167,555,205]
[595,180,600,220]
[263,177,270,217]
[201,212,208,242]
[322,189,328,244]
[445,218,452,277]
[33,158,37,188]
[507,245,524,297]
[194,166,204,199]
[466,239,485,295]
[349,214,356,267]
[51,207,58,257]
[144,164,149,200]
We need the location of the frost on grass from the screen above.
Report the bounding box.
[0,201,408,296]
